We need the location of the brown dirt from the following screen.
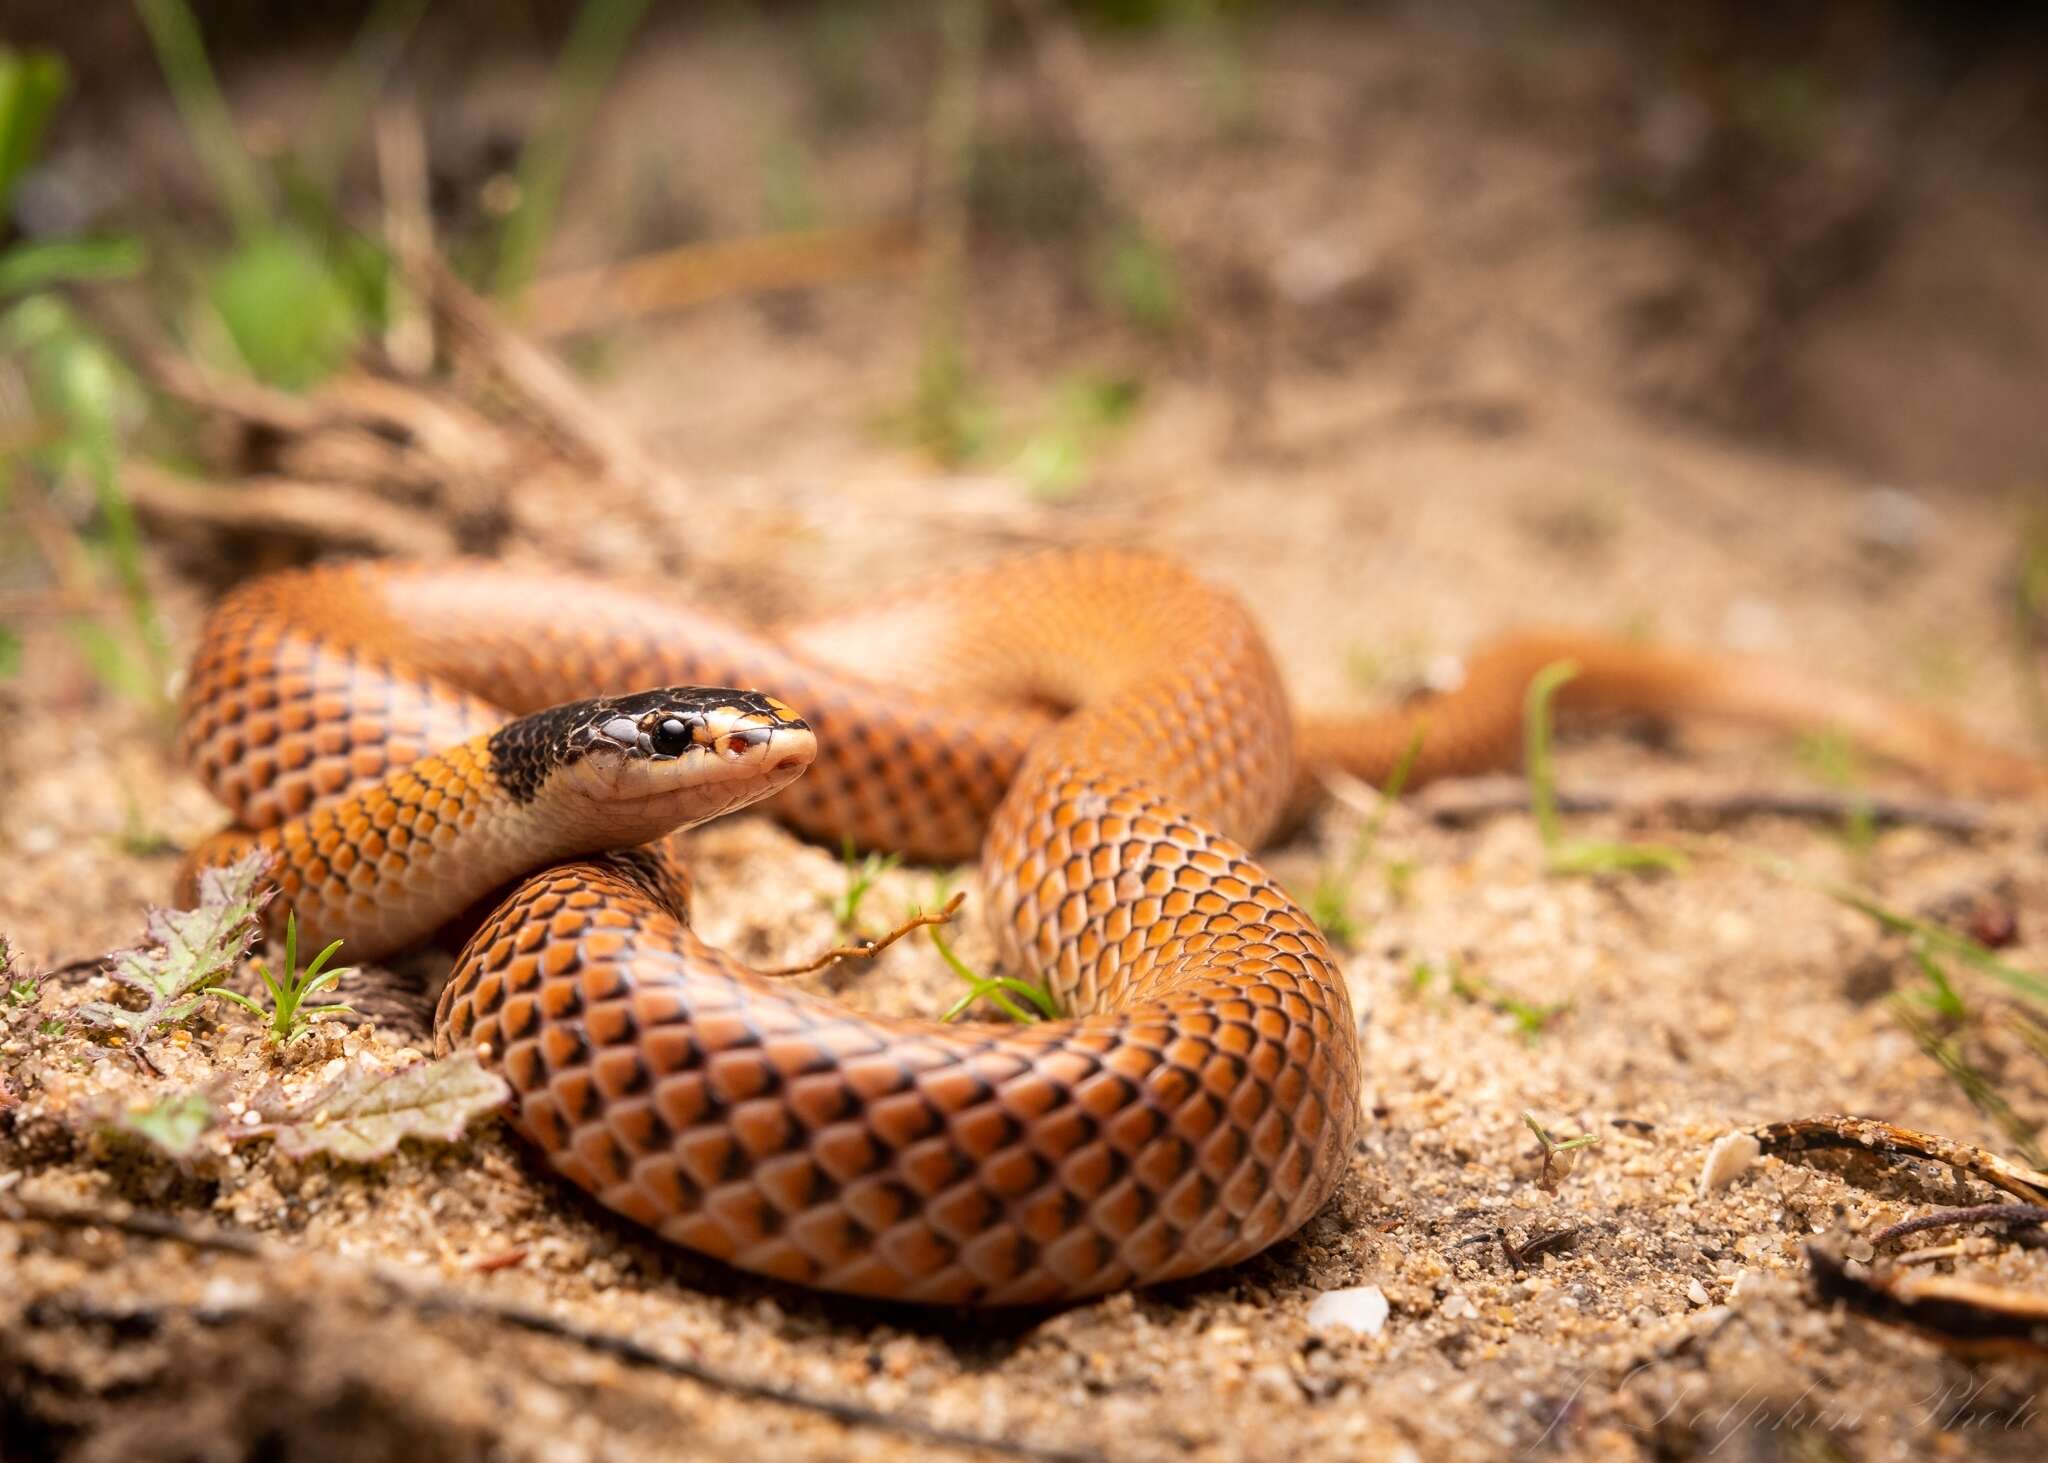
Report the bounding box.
[7,7,2048,1461]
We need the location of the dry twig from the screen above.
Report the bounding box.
[764,892,968,978]
[122,460,459,560]
[1868,1202,2048,1249]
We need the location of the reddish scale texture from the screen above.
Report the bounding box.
[184,551,1364,1303]
[437,854,1351,1305]
[190,738,503,957]
[189,550,2038,1303]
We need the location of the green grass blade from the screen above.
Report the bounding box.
[493,0,653,302]
[0,49,68,216]
[1523,659,1579,851]
[298,0,430,194]
[133,0,271,238]
[0,237,143,297]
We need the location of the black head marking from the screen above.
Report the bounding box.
[487,688,807,804]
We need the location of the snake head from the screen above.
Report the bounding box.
[489,687,815,839]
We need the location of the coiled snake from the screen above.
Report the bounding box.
[180,551,2045,1304]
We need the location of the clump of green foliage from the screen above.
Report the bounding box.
[1749,850,2048,1164]
[211,911,356,1044]
[1,47,164,705]
[1013,371,1143,501]
[77,852,270,1044]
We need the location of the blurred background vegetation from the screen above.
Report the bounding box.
[4,0,2048,712]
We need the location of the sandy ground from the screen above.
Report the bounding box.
[6,8,2048,1460]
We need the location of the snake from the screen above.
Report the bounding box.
[178,551,2048,1305]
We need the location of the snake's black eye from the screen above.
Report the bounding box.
[650,717,693,757]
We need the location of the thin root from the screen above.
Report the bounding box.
[764,892,968,978]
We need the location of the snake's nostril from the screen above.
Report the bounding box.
[773,754,806,772]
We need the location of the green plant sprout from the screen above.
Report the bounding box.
[1305,723,1428,945]
[1793,728,1876,855]
[1524,1110,1599,1188]
[1739,848,2045,1165]
[828,837,903,935]
[1525,660,1686,877]
[1905,939,1970,1023]
[1091,226,1180,336]
[1522,1111,1600,1155]
[1451,966,1571,1041]
[1013,371,1144,501]
[929,925,1059,1025]
[213,913,356,1043]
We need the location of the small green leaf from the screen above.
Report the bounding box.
[1092,227,1180,336]
[112,1089,218,1158]
[206,231,361,389]
[245,1054,510,1163]
[77,851,272,1042]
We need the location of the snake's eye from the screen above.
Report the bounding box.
[650,717,692,757]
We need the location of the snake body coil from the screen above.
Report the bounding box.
[181,551,2046,1304]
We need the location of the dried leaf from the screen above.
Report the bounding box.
[110,1088,218,1158]
[77,852,273,1041]
[247,1054,509,1163]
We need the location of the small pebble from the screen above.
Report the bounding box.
[1853,486,1935,561]
[1685,1279,1712,1307]
[1305,1285,1389,1337]
[1421,654,1467,693]
[1720,598,1783,651]
[1697,1131,1761,1196]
